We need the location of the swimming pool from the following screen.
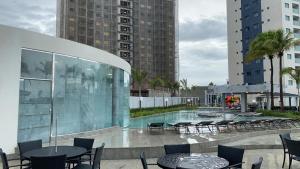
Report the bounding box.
[129,110,277,128]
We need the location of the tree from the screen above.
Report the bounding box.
[270,30,300,111]
[149,77,163,107]
[132,69,147,109]
[282,67,300,111]
[180,79,188,96]
[172,81,181,96]
[245,31,277,110]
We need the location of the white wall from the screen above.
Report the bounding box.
[129,97,200,109]
[227,0,243,85]
[0,25,131,153]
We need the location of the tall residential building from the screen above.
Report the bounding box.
[57,0,179,89]
[227,0,300,96]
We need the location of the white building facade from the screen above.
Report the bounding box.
[0,25,131,153]
[227,0,300,106]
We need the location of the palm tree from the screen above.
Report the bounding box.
[132,69,147,109]
[172,81,181,96]
[282,67,300,111]
[270,29,300,111]
[245,31,277,109]
[149,77,163,108]
[180,79,188,97]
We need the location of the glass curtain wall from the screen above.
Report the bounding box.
[18,49,129,142]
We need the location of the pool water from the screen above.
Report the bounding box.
[129,110,277,128]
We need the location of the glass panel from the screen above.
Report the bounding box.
[53,54,113,135]
[18,79,52,142]
[21,49,53,79]
[114,68,130,127]
[53,55,81,134]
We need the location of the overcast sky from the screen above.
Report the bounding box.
[0,0,228,87]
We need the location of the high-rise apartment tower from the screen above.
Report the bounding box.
[57,0,179,89]
[227,0,300,97]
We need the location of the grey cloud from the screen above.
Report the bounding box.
[179,18,227,42]
[0,0,56,35]
[183,47,227,61]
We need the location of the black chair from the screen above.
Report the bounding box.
[164,144,190,155]
[218,145,244,169]
[251,157,263,169]
[279,133,291,168]
[285,138,300,169]
[140,152,157,169]
[0,148,26,169]
[18,139,42,169]
[70,138,95,165]
[73,143,105,169]
[31,155,66,169]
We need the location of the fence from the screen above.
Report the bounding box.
[130,97,200,109]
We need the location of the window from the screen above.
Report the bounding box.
[288,80,293,86]
[287,54,292,59]
[285,15,290,21]
[286,28,291,33]
[285,3,289,8]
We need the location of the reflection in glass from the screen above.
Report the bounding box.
[21,49,53,79]
[18,49,130,142]
[18,79,52,142]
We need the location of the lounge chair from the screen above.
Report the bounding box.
[147,122,164,132]
[215,120,233,132]
[249,120,263,129]
[195,121,214,133]
[230,120,251,130]
[174,122,192,133]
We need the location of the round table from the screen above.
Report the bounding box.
[23,146,87,159]
[157,153,229,169]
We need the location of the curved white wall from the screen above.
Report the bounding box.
[0,25,131,153]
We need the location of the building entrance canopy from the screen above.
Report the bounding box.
[208,84,279,95]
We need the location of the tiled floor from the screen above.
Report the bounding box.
[101,149,299,169]
[2,149,297,169]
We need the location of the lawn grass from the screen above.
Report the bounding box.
[257,109,300,119]
[130,104,198,118]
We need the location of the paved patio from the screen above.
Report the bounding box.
[3,149,297,169]
[100,149,299,169]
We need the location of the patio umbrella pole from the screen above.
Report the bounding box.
[55,112,58,152]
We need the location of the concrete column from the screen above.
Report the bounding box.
[266,93,271,110]
[221,94,226,111]
[241,93,247,113]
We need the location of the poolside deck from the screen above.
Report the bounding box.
[45,126,300,160]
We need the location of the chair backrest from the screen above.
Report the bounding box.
[285,138,300,157]
[218,145,244,168]
[74,138,95,152]
[31,155,66,169]
[140,152,148,169]
[0,148,9,169]
[18,139,42,156]
[251,157,263,169]
[164,144,190,155]
[92,143,105,169]
[279,133,291,151]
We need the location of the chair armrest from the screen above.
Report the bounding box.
[227,162,245,168]
[147,163,157,165]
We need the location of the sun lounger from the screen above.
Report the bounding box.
[174,122,192,133]
[195,121,214,133]
[147,122,165,131]
[215,120,233,132]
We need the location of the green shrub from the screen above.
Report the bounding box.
[130,104,198,118]
[257,109,300,119]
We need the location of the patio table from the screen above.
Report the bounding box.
[157,153,229,169]
[23,146,87,160]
